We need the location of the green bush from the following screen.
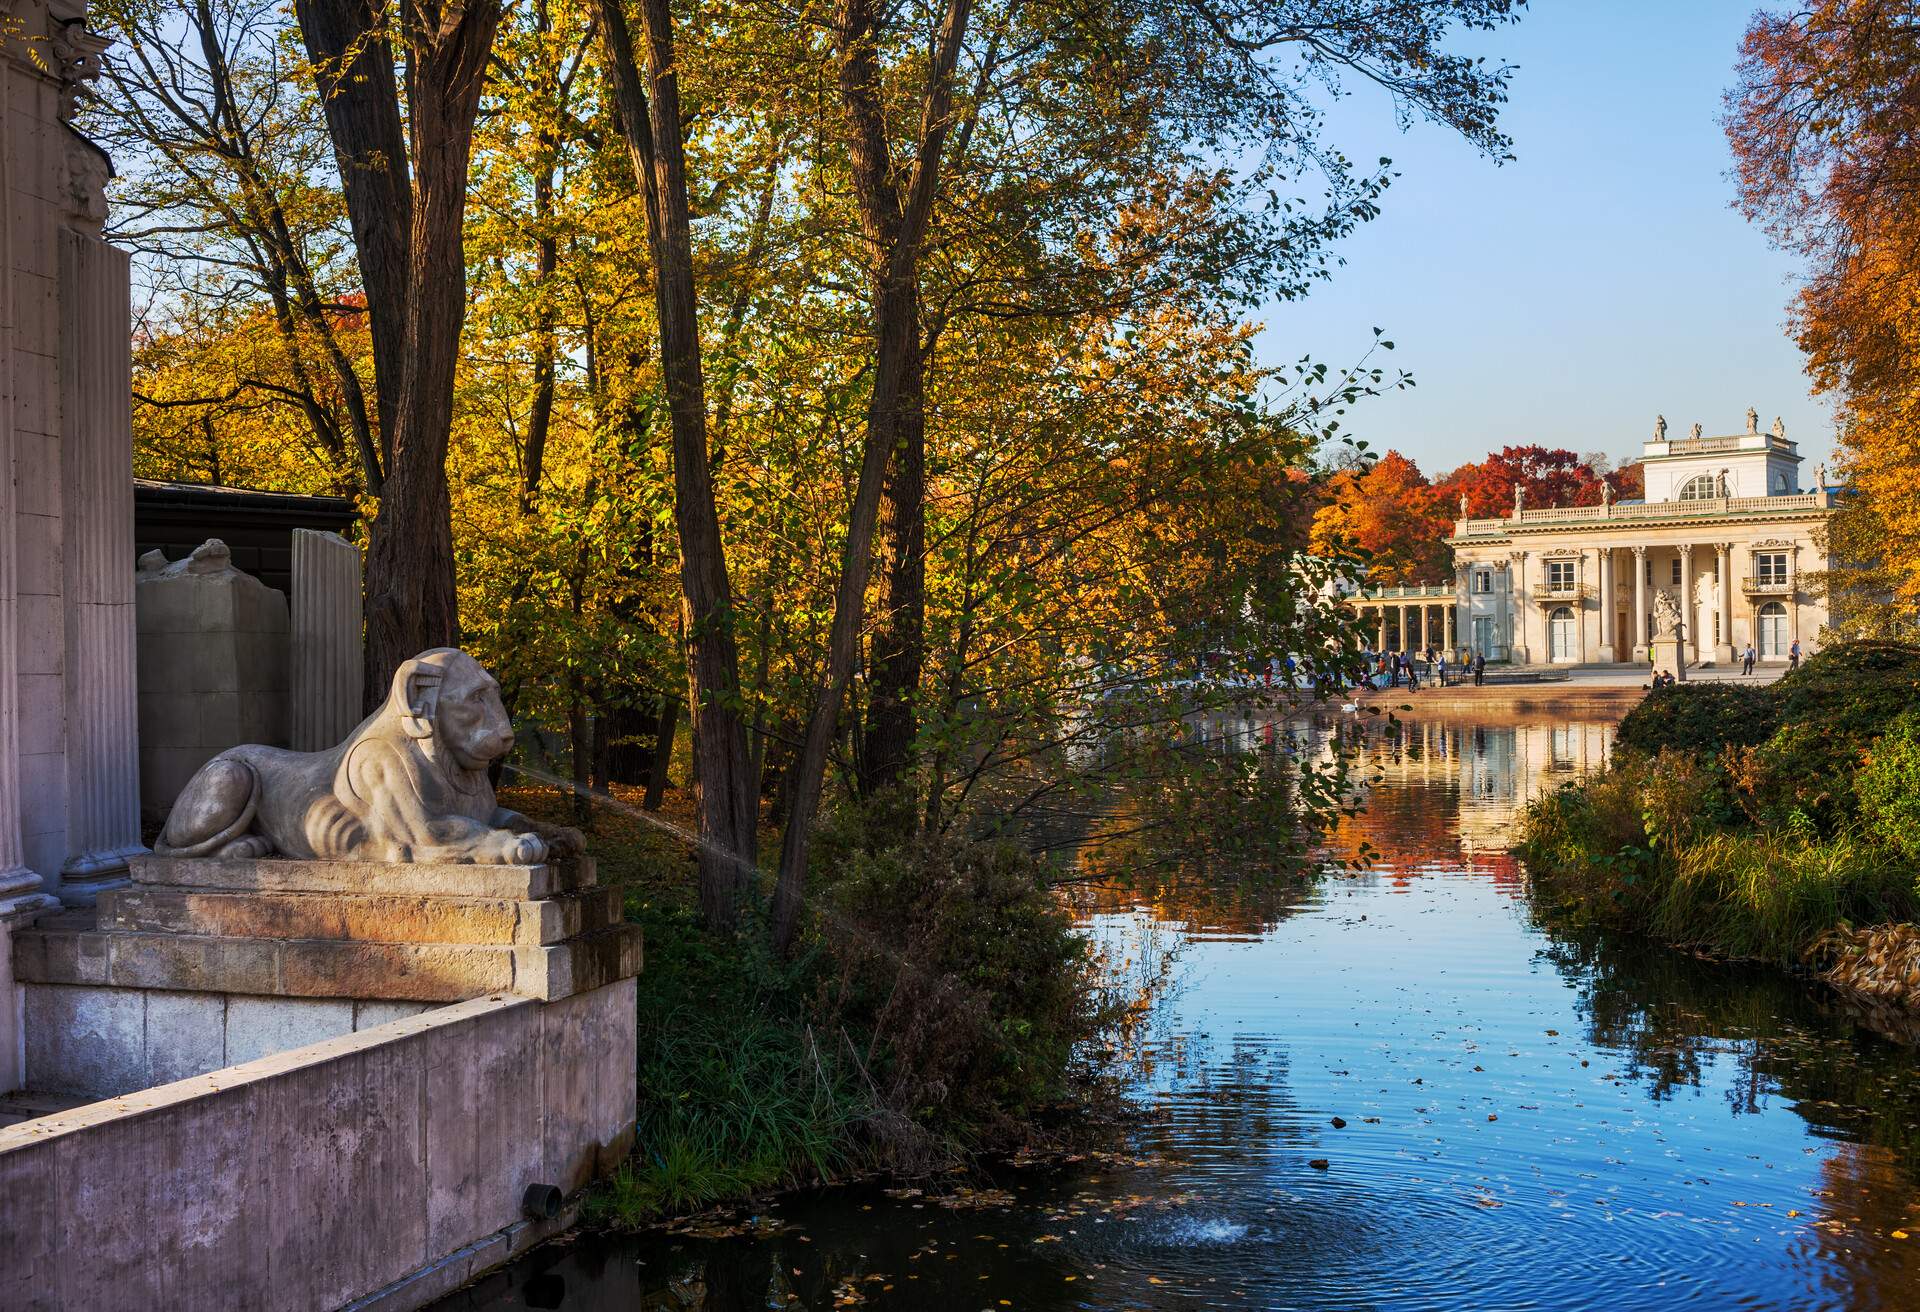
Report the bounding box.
[1615,681,1778,756]
[812,831,1112,1144]
[1856,714,1920,860]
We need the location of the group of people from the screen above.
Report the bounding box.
[1366,647,1490,690]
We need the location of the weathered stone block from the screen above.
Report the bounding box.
[422,1004,543,1257]
[539,977,639,1192]
[24,983,145,1097]
[278,940,517,1002]
[226,995,354,1065]
[514,924,645,1002]
[131,853,597,900]
[354,999,435,1030]
[145,990,228,1084]
[107,930,281,995]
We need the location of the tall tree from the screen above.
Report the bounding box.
[1725,1,1920,599]
[294,0,502,694]
[591,0,762,928]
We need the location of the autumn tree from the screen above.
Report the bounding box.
[1310,451,1452,583]
[1725,1,1920,599]
[1435,444,1607,517]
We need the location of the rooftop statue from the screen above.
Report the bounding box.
[1513,484,1525,512]
[1689,422,1703,440]
[156,647,583,864]
[1459,490,1469,518]
[1653,414,1667,442]
[1746,406,1759,434]
[1771,415,1786,439]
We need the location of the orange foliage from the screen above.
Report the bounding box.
[1309,450,1452,584]
[1726,1,1920,600]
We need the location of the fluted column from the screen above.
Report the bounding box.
[290,529,365,750]
[1678,544,1695,667]
[1631,546,1648,661]
[1713,542,1734,664]
[1509,551,1530,663]
[1375,607,1385,653]
[56,229,143,904]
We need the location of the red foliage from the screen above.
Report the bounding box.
[1435,445,1607,517]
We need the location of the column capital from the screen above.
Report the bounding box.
[1630,544,1647,558]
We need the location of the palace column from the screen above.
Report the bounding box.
[1714,542,1734,665]
[1376,607,1386,653]
[56,229,144,903]
[1678,544,1695,666]
[1509,551,1530,663]
[1790,544,1802,654]
[1631,545,1648,662]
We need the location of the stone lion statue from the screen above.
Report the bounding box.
[157,648,583,865]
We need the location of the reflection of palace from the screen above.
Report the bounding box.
[1338,412,1838,667]
[1180,707,1615,858]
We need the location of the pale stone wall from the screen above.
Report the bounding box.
[134,541,291,814]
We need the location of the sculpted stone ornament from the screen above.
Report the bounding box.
[1653,414,1667,442]
[1689,422,1703,440]
[1652,589,1684,639]
[156,648,584,865]
[1746,406,1759,434]
[1772,416,1787,439]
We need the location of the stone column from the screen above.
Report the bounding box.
[1714,542,1734,664]
[0,53,59,1095]
[1509,552,1530,664]
[1678,544,1695,667]
[1375,607,1386,653]
[56,229,144,904]
[289,529,365,751]
[1631,545,1648,662]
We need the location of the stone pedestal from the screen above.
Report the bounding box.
[1650,636,1688,682]
[12,854,642,1097]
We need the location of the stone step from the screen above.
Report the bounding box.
[12,922,642,1004]
[129,853,598,900]
[96,885,622,947]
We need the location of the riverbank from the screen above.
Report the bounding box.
[1514,641,1920,1011]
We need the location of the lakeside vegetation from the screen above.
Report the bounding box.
[1516,642,1920,972]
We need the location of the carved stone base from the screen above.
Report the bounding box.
[13,854,640,1003]
[1650,636,1688,682]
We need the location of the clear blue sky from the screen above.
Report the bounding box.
[1257,0,1836,478]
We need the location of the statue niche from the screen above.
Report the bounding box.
[157,648,582,864]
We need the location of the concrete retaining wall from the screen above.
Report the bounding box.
[0,978,637,1311]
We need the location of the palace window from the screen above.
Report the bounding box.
[1754,551,1788,584]
[1677,474,1719,500]
[1472,570,1493,594]
[1670,558,1682,585]
[1547,560,1575,591]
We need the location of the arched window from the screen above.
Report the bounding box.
[1676,474,1719,501]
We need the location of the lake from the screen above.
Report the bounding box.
[434,708,1920,1311]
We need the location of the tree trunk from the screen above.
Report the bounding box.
[644,697,679,812]
[861,329,926,797]
[296,0,500,702]
[291,0,412,457]
[592,0,761,928]
[770,0,973,954]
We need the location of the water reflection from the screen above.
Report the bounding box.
[439,709,1920,1311]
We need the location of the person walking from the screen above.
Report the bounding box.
[1741,642,1756,676]
[1789,639,1801,671]
[1436,652,1448,686]
[1472,650,1486,687]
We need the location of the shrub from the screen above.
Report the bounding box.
[1856,714,1920,860]
[812,832,1113,1147]
[1615,681,1778,756]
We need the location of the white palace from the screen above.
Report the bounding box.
[1344,409,1840,667]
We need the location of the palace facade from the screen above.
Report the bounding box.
[1344,411,1840,667]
